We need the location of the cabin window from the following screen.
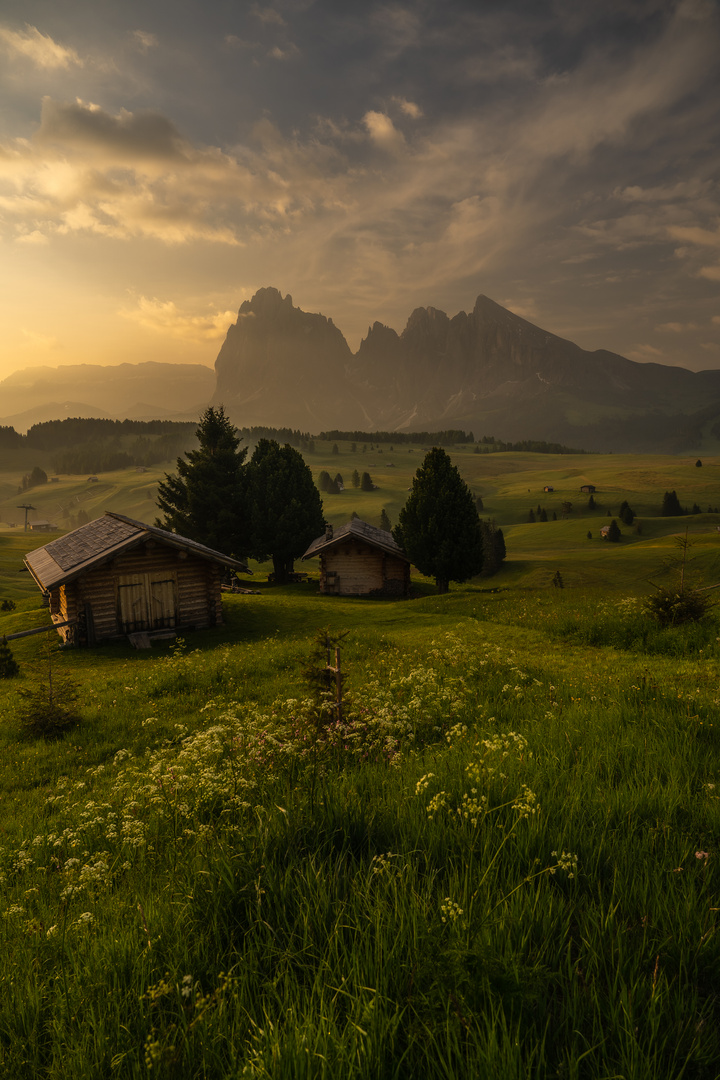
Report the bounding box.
[117,573,177,633]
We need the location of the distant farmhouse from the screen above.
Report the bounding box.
[25,512,250,646]
[580,484,596,493]
[302,519,410,597]
[543,486,554,493]
[28,520,59,532]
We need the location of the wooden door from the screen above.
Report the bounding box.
[117,573,177,633]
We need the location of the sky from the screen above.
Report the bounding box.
[0,0,719,384]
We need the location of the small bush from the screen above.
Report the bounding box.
[17,674,81,739]
[643,586,714,628]
[0,637,19,678]
[0,599,16,612]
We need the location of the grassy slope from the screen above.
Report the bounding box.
[0,446,719,1077]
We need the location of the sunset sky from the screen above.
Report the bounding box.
[0,0,719,384]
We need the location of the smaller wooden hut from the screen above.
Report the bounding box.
[302,519,410,597]
[24,512,250,645]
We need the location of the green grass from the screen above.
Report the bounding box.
[1,447,720,1077]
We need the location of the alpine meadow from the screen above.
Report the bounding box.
[0,434,719,1079]
[2,0,720,1075]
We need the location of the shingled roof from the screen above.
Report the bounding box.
[301,518,408,562]
[25,511,250,591]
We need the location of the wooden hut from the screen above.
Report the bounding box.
[24,511,250,646]
[302,519,410,597]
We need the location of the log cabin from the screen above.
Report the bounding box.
[302,519,411,597]
[24,511,250,646]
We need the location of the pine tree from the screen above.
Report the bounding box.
[379,508,391,531]
[479,520,507,577]
[607,518,621,542]
[246,440,325,583]
[528,509,536,523]
[351,469,360,488]
[539,508,548,522]
[619,500,635,526]
[156,406,248,556]
[361,472,374,491]
[393,447,483,593]
[475,495,484,512]
[661,491,684,516]
[587,494,596,510]
[0,637,19,679]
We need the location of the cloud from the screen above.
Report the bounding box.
[393,97,423,119]
[132,30,158,51]
[250,5,286,27]
[0,23,81,69]
[268,43,298,60]
[120,296,237,342]
[363,110,405,150]
[20,328,60,351]
[657,321,699,332]
[15,229,49,245]
[627,344,665,361]
[371,6,421,57]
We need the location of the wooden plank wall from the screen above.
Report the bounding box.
[62,544,224,642]
[321,541,408,596]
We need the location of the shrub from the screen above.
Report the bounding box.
[0,637,19,678]
[17,673,81,739]
[1,599,16,612]
[643,587,714,627]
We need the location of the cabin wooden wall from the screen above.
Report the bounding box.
[56,544,224,643]
[320,541,409,596]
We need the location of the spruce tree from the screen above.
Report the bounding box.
[246,440,325,583]
[661,491,683,517]
[619,500,635,526]
[156,405,248,556]
[360,472,374,491]
[607,519,621,542]
[379,508,391,531]
[393,447,483,594]
[351,469,360,488]
[0,637,19,679]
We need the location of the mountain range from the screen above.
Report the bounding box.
[3,291,720,452]
[0,362,215,432]
[213,289,720,453]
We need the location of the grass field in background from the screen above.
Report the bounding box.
[0,444,719,1077]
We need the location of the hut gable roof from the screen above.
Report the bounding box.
[301,518,408,562]
[25,511,250,591]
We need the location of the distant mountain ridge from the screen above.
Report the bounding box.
[0,362,214,432]
[3,294,720,452]
[213,288,720,452]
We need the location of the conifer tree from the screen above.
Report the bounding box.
[156,405,248,556]
[246,439,325,583]
[361,472,374,491]
[394,447,483,593]
[607,518,621,542]
[661,491,683,516]
[379,508,391,531]
[0,637,19,679]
